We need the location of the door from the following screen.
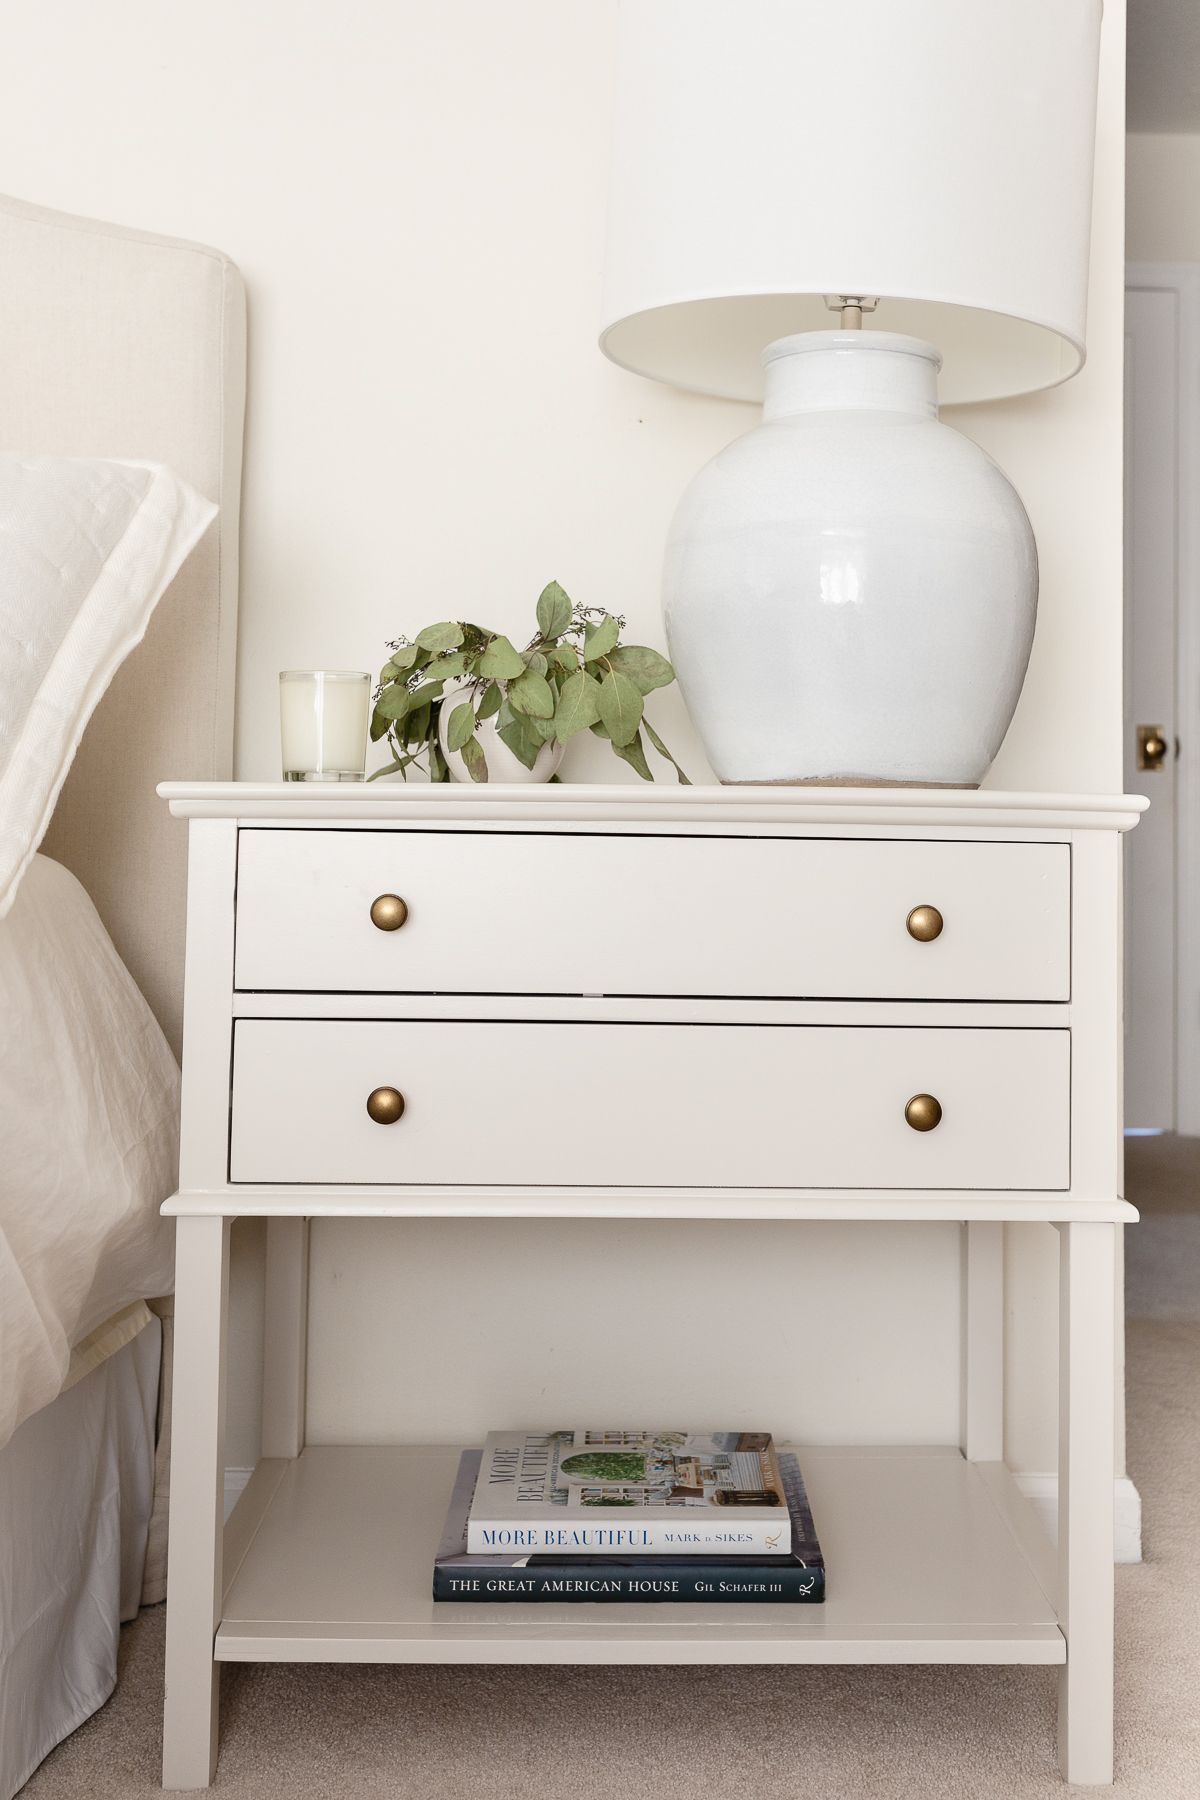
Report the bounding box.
[1124,267,1200,1132]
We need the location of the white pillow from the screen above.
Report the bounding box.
[0,455,216,915]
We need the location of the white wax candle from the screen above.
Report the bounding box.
[279,671,370,780]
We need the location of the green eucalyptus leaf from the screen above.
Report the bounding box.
[496,697,516,732]
[583,613,620,663]
[415,621,464,653]
[406,679,444,711]
[590,719,611,740]
[423,652,467,680]
[522,649,548,676]
[547,645,579,672]
[553,669,601,740]
[459,733,488,782]
[478,634,526,679]
[530,714,559,742]
[607,644,676,695]
[497,716,541,770]
[428,741,449,782]
[477,680,502,721]
[596,669,643,746]
[507,669,556,719]
[384,643,420,674]
[612,728,653,782]
[380,746,423,775]
[374,684,414,722]
[446,700,476,751]
[370,706,392,742]
[536,580,573,640]
[643,718,691,785]
[404,701,432,747]
[366,755,405,781]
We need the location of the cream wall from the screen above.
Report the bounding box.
[0,0,1126,1473]
[1127,132,1200,260]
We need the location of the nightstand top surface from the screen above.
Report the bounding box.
[159,781,1148,832]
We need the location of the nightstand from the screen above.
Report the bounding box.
[157,782,1144,1789]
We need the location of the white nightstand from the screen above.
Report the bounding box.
[157,782,1144,1789]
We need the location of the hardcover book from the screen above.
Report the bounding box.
[436,1448,824,1602]
[466,1429,792,1556]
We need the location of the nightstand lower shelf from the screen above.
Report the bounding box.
[215,1443,1063,1666]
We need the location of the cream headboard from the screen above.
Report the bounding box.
[0,194,245,1057]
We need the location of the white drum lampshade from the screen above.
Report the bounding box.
[600,0,1103,786]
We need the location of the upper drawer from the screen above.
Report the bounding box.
[233,829,1070,1001]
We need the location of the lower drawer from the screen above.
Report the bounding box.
[229,1021,1069,1190]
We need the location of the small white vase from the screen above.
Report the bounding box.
[662,331,1038,787]
[437,684,565,783]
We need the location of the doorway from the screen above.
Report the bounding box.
[1124,264,1200,1133]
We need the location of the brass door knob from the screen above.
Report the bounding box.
[906,904,943,943]
[366,1086,406,1125]
[1137,725,1169,772]
[370,893,409,931]
[904,1093,942,1133]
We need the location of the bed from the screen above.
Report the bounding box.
[0,192,245,1797]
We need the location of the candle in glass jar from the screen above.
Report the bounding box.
[279,670,371,781]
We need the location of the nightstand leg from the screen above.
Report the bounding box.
[962,1221,1004,1461]
[163,1216,230,1790]
[1056,1220,1116,1785]
[262,1217,309,1458]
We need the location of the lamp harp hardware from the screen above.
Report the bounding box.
[822,294,880,330]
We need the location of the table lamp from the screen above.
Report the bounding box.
[599,0,1103,786]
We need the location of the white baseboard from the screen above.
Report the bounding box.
[1015,1473,1143,1563]
[223,1462,1143,1561]
[224,1466,254,1520]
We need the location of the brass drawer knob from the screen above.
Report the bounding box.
[905,1093,942,1133]
[906,904,943,942]
[366,1086,406,1125]
[370,893,409,932]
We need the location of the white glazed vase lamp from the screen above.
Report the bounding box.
[600,0,1102,789]
[663,329,1038,787]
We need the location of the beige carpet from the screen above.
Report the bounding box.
[21,1149,1200,1797]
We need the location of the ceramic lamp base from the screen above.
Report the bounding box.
[663,331,1038,789]
[721,777,979,790]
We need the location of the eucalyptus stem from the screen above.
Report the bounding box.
[369,582,688,784]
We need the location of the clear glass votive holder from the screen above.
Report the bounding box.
[279,670,371,782]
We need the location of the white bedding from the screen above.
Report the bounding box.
[0,1318,160,1800]
[0,853,178,1448]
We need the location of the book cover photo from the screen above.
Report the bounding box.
[466,1429,792,1556]
[437,1448,825,1602]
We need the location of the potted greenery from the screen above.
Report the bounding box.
[370,581,689,783]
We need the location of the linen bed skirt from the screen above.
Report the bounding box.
[0,1313,163,1799]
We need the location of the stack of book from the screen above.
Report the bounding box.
[433,1429,825,1603]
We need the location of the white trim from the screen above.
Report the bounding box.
[1016,1473,1142,1564]
[157,780,1148,833]
[1127,263,1200,1133]
[168,1188,1139,1225]
[224,1463,1141,1560]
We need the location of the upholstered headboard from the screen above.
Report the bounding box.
[0,194,245,1057]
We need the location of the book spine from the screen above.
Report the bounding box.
[465,1518,791,1556]
[434,1565,824,1603]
